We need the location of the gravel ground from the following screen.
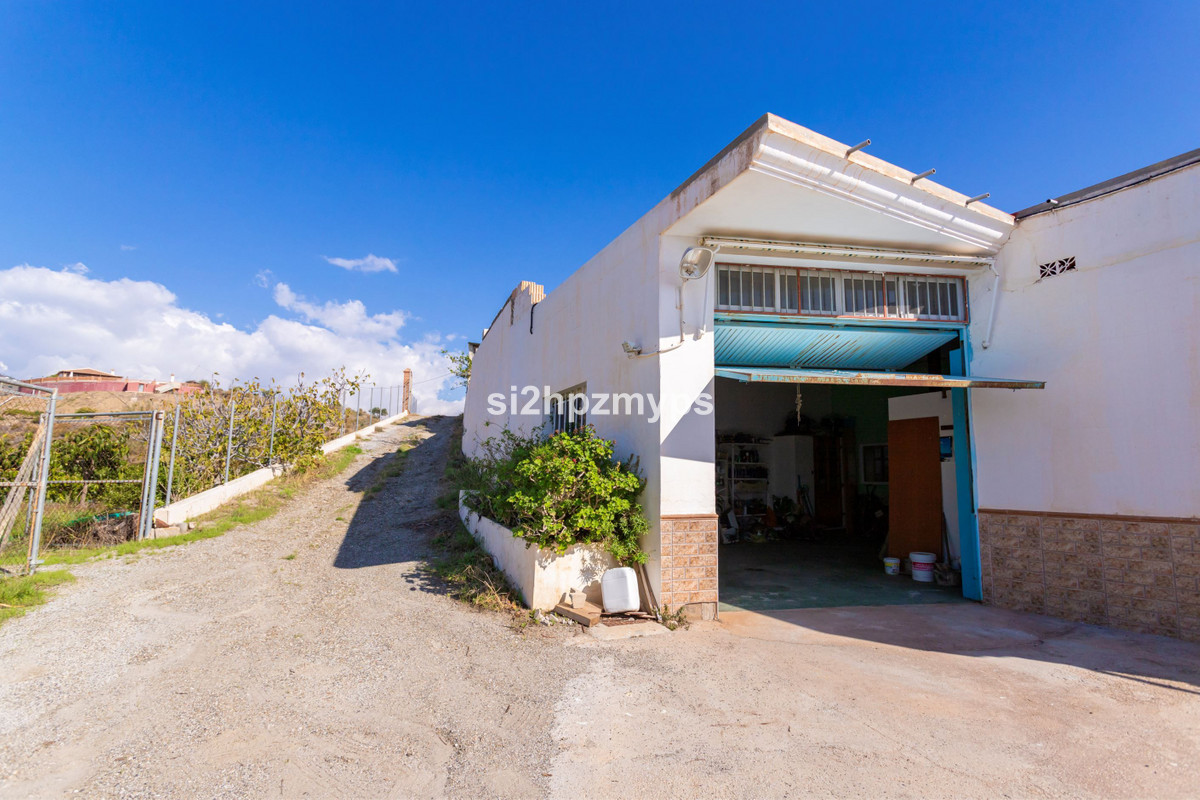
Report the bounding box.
[1,414,1198,799]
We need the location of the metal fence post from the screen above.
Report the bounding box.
[268,391,278,465]
[26,390,57,574]
[224,396,236,484]
[141,411,166,540]
[164,405,180,507]
[136,414,156,542]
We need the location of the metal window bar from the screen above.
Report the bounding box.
[716,264,965,322]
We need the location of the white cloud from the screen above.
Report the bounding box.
[61,262,89,275]
[323,254,398,273]
[253,269,273,288]
[272,283,410,340]
[0,265,461,414]
[120,244,137,251]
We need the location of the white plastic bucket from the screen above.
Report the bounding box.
[600,567,640,613]
[910,551,937,582]
[883,557,900,576]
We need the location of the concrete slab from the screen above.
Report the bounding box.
[720,539,965,612]
[719,603,1075,652]
[587,621,671,641]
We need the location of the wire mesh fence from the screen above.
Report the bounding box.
[0,372,411,573]
[0,378,57,571]
[161,379,408,503]
[40,411,164,550]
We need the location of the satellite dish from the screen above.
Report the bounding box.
[679,247,715,280]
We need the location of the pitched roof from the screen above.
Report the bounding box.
[56,368,124,379]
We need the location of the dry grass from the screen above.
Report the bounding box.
[429,522,524,617]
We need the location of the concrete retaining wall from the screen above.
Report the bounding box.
[458,495,616,610]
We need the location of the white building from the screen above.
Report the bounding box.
[463,114,1199,639]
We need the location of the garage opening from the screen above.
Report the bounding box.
[714,339,1043,613]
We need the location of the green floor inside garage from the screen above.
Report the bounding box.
[718,538,967,612]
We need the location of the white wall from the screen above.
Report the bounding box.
[459,502,617,610]
[463,114,1019,603]
[968,163,1200,518]
[462,220,691,600]
[888,392,960,562]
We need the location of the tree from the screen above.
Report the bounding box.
[442,349,472,388]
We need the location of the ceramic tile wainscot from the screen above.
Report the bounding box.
[660,514,719,619]
[979,510,1200,641]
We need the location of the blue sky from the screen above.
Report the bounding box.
[1,1,1196,406]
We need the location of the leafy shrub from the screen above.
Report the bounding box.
[49,424,143,506]
[166,368,364,498]
[456,426,647,564]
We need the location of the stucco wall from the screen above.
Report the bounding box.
[461,222,678,602]
[969,163,1200,520]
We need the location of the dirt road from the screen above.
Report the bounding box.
[2,415,1198,798]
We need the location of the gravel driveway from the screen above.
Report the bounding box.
[2,415,1198,799]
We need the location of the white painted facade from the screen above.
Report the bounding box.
[464,113,1198,610]
[968,161,1200,519]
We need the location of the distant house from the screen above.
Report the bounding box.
[24,369,202,395]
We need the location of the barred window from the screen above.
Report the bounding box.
[548,383,587,434]
[715,264,966,322]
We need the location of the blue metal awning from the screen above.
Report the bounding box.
[714,321,958,370]
[715,366,1045,390]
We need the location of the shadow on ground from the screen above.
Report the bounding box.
[332,417,459,581]
[722,602,1200,692]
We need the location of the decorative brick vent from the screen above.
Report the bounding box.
[1038,256,1076,279]
[659,515,719,612]
[979,510,1200,641]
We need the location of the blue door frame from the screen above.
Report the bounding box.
[713,316,985,601]
[949,329,983,601]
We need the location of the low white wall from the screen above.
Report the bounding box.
[154,413,408,526]
[320,411,407,454]
[154,463,283,526]
[458,496,617,611]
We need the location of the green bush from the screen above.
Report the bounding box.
[457,426,647,564]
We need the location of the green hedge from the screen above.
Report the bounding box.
[457,426,647,564]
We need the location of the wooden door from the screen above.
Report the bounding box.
[887,417,942,558]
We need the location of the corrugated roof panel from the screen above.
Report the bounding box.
[713,322,958,370]
[715,366,1045,390]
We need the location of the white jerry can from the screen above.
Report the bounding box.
[600,567,640,613]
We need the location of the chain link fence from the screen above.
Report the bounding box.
[40,411,165,549]
[1,374,411,573]
[0,378,57,572]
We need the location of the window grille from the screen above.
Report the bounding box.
[549,383,587,434]
[715,264,966,322]
[901,276,962,321]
